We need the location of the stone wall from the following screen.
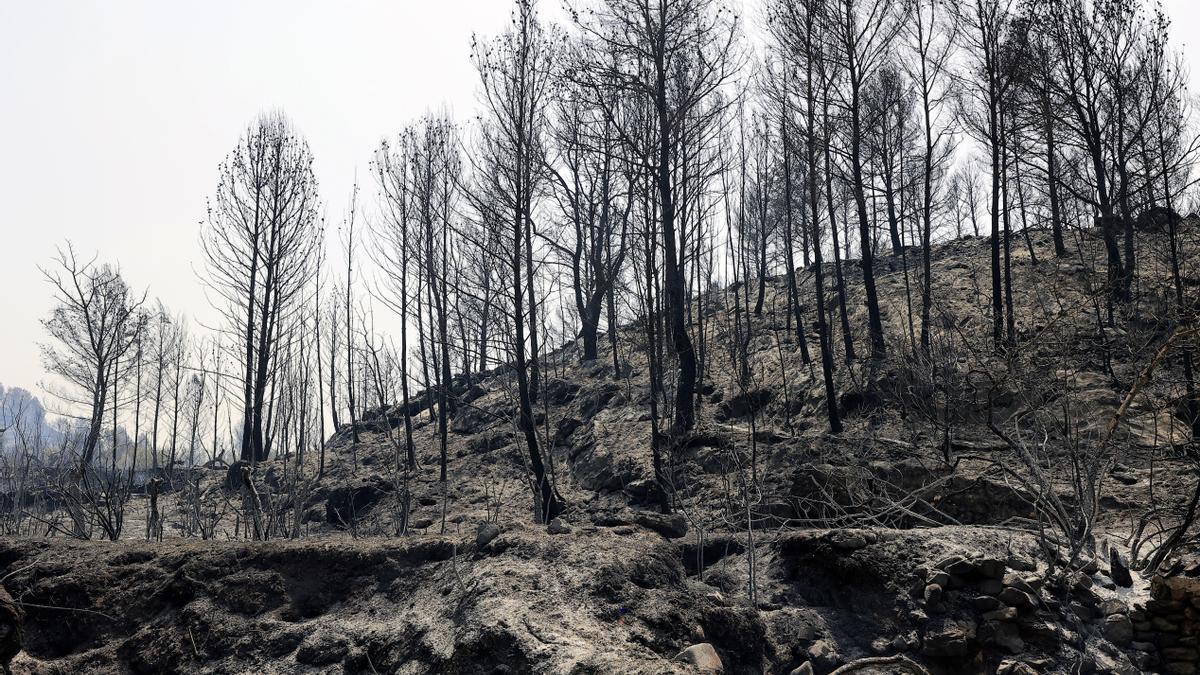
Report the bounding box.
[1131,567,1200,675]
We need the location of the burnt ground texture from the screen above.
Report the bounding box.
[4,225,1200,674]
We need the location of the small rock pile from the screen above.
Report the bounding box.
[914,554,1043,661]
[910,553,1146,672]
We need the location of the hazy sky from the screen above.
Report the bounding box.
[1,0,1199,405]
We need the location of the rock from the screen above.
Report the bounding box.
[827,655,931,674]
[996,661,1039,675]
[1070,601,1098,621]
[450,404,497,434]
[971,595,1003,611]
[923,617,976,658]
[1007,557,1037,572]
[548,518,571,535]
[623,478,658,504]
[935,555,970,575]
[475,522,501,547]
[1100,599,1127,616]
[1110,548,1134,588]
[577,382,620,418]
[927,570,950,588]
[827,530,873,550]
[553,417,583,444]
[978,558,1007,579]
[409,517,435,530]
[715,388,774,421]
[674,643,723,673]
[998,587,1038,610]
[460,383,487,404]
[634,511,688,539]
[982,607,1018,622]
[807,639,842,670]
[1085,650,1142,675]
[978,579,1004,596]
[944,558,980,577]
[981,620,1024,654]
[1103,614,1134,646]
[542,378,581,405]
[1003,572,1037,594]
[467,432,511,454]
[924,584,944,608]
[1072,571,1095,591]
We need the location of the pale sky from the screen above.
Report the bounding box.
[1,0,1199,404]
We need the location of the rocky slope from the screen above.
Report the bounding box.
[3,223,1200,674]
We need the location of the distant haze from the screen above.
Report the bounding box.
[1,0,1198,414]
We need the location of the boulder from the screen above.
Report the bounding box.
[542,378,581,406]
[806,639,842,670]
[450,404,500,435]
[674,643,724,673]
[476,522,501,548]
[1109,548,1134,588]
[715,388,774,421]
[1002,573,1037,595]
[548,518,571,535]
[924,584,944,609]
[577,382,620,419]
[826,530,874,551]
[937,556,979,577]
[467,432,511,455]
[553,417,583,445]
[1103,613,1134,646]
[922,617,976,658]
[972,596,1003,611]
[926,571,950,588]
[635,511,688,539]
[998,587,1038,611]
[978,558,1007,579]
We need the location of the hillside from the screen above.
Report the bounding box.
[3,223,1200,675]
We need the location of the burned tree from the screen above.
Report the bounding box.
[472,0,562,521]
[201,112,321,463]
[571,0,740,432]
[39,245,147,471]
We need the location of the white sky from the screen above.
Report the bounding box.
[2,0,1199,404]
